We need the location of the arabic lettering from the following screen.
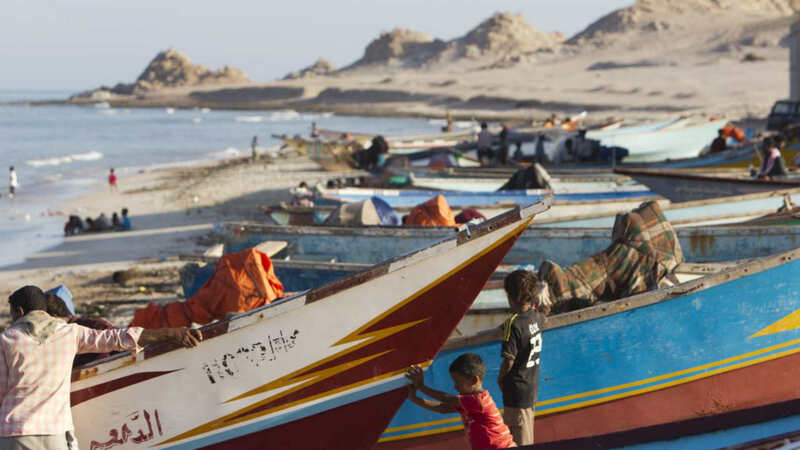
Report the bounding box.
[202,329,299,384]
[90,409,164,450]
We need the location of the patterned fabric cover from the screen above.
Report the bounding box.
[540,201,683,313]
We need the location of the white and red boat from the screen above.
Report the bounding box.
[69,196,553,449]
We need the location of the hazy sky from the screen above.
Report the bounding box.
[1,0,633,90]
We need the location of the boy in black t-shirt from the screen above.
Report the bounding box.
[498,270,549,446]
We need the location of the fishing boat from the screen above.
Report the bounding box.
[224,221,800,267]
[314,185,657,210]
[70,198,552,449]
[378,246,800,449]
[615,168,800,203]
[593,119,723,162]
[533,188,800,228]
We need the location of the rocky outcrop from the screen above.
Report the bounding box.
[449,12,564,58]
[72,49,251,99]
[569,0,800,46]
[345,13,563,70]
[283,59,337,80]
[346,29,446,68]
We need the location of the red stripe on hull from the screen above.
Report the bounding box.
[71,371,179,407]
[201,388,408,450]
[378,348,800,449]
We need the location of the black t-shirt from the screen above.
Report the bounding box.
[500,309,544,408]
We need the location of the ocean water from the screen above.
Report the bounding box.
[0,89,440,267]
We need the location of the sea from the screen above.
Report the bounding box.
[0,89,453,268]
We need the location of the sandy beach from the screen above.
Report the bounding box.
[0,155,356,327]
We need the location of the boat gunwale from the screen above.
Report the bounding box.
[615,167,800,188]
[443,246,800,350]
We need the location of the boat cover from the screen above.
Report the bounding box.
[498,166,549,190]
[130,249,284,328]
[323,196,400,226]
[404,194,456,227]
[540,201,683,313]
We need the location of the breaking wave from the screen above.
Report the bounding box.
[26,151,103,168]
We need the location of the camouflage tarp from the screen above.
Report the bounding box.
[540,201,683,314]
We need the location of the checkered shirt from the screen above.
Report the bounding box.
[0,312,142,436]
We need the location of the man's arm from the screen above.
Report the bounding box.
[407,386,457,414]
[76,326,202,354]
[138,328,202,347]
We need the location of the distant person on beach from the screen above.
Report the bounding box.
[498,270,549,446]
[756,137,788,179]
[108,168,117,192]
[477,122,493,165]
[290,182,314,207]
[251,135,259,162]
[112,212,121,229]
[498,124,510,165]
[63,216,84,236]
[8,166,18,199]
[311,122,320,138]
[710,129,727,154]
[121,208,132,231]
[406,354,516,449]
[0,286,201,450]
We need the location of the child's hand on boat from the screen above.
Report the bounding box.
[405,365,424,388]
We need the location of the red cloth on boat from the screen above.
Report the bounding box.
[130,249,284,329]
[405,195,456,227]
[455,209,486,224]
[722,124,746,142]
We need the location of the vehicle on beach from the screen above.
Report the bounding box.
[767,100,800,131]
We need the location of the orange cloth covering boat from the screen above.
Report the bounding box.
[404,194,456,227]
[130,249,284,328]
[722,124,746,142]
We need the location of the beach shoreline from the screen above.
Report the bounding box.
[0,154,357,327]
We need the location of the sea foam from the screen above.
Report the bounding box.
[27,151,103,167]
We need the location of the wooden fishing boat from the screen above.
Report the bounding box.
[593,119,723,162]
[277,195,658,225]
[585,118,689,138]
[70,198,552,449]
[405,170,641,193]
[314,185,658,210]
[224,221,800,267]
[614,168,800,203]
[378,246,800,449]
[532,188,800,228]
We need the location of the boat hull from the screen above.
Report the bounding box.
[378,248,800,449]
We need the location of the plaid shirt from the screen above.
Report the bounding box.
[0,311,142,436]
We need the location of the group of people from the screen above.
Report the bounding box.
[477,122,515,166]
[64,208,131,236]
[406,270,548,448]
[0,286,201,449]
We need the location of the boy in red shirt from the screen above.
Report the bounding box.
[406,353,516,449]
[108,168,118,192]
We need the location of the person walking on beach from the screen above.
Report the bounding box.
[108,168,117,192]
[251,135,259,162]
[498,270,549,446]
[406,354,516,449]
[477,122,493,165]
[8,166,18,199]
[0,286,202,450]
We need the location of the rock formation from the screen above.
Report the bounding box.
[82,49,252,97]
[568,0,800,46]
[344,12,563,70]
[283,58,337,80]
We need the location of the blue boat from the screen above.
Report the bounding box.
[377,247,800,449]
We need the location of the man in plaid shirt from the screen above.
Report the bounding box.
[0,286,202,450]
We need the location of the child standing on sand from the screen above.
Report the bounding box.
[108,168,118,192]
[406,354,516,449]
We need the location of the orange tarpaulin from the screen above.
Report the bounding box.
[722,124,746,142]
[130,249,284,329]
[405,195,456,227]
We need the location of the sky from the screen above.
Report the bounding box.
[1,0,633,91]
